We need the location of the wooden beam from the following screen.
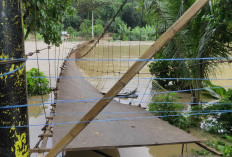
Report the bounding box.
[31,148,51,153]
[38,133,53,138]
[46,116,54,120]
[46,0,209,156]
[196,142,223,156]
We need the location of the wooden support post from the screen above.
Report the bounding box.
[0,0,30,156]
[181,144,184,157]
[46,0,209,156]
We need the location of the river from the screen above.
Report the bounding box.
[26,40,232,156]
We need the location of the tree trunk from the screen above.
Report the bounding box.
[0,0,30,156]
[191,60,203,105]
[92,10,94,38]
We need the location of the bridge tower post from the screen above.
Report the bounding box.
[0,0,30,156]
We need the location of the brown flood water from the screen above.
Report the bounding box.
[26,40,232,156]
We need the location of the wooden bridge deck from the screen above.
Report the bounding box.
[52,53,201,151]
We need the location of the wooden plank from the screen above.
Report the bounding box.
[196,142,223,156]
[38,133,53,138]
[46,116,54,120]
[46,0,209,156]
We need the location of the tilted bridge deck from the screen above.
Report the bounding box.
[52,53,201,151]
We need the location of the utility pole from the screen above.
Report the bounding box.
[0,0,30,156]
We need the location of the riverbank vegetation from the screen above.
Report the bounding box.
[26,68,51,96]
[145,0,232,155]
[59,0,158,40]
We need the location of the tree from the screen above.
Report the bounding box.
[22,0,75,45]
[145,0,232,104]
[121,1,143,28]
[63,13,82,31]
[75,0,113,38]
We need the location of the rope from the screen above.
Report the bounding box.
[0,63,25,77]
[27,76,232,81]
[0,111,231,129]
[28,110,232,117]
[2,57,232,62]
[6,99,232,110]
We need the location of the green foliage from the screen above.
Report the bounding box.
[190,105,205,128]
[206,139,232,156]
[115,24,156,41]
[63,13,82,31]
[225,89,232,101]
[145,0,232,102]
[148,52,189,89]
[95,19,103,26]
[194,139,232,156]
[67,26,78,36]
[113,17,125,33]
[78,18,103,38]
[205,99,232,134]
[222,135,232,142]
[148,93,189,130]
[204,88,232,134]
[193,149,211,156]
[26,68,51,96]
[121,2,143,28]
[78,19,92,37]
[203,80,227,99]
[93,25,104,37]
[117,23,131,41]
[22,0,75,46]
[76,0,114,18]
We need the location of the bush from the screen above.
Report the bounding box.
[78,19,92,37]
[118,23,131,41]
[93,24,104,37]
[62,14,82,31]
[206,139,232,156]
[67,26,78,36]
[204,88,232,134]
[115,24,156,41]
[95,19,103,26]
[113,33,120,40]
[149,93,190,130]
[148,60,189,90]
[194,139,232,156]
[114,17,125,33]
[26,68,51,96]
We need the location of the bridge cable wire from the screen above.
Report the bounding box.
[0,111,231,129]
[3,84,232,109]
[34,7,47,119]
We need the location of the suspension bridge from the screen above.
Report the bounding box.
[1,0,230,156]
